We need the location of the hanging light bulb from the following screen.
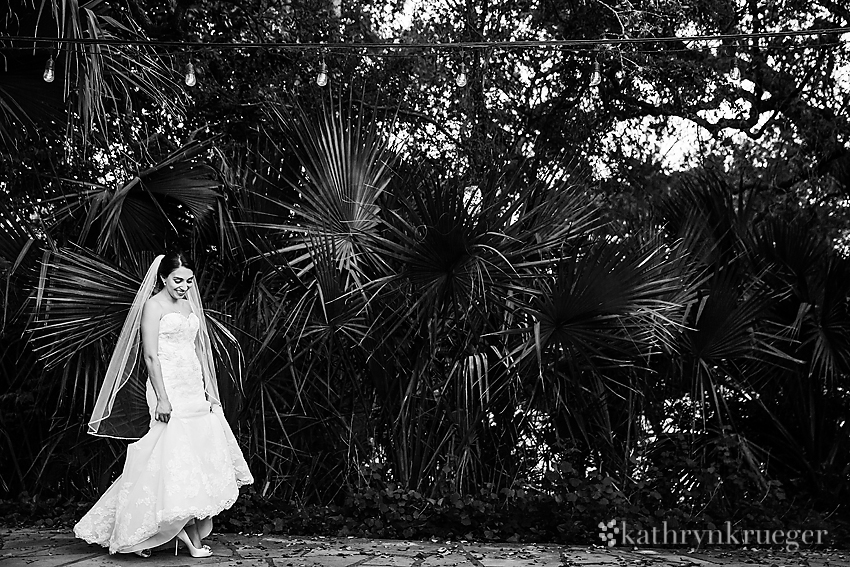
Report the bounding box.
[316,60,329,87]
[456,63,468,88]
[43,56,55,83]
[728,58,741,82]
[184,61,197,87]
[589,60,602,88]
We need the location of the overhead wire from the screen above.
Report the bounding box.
[1,26,847,90]
[0,26,848,52]
[0,37,845,59]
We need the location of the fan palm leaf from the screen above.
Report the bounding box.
[370,162,602,351]
[506,237,683,371]
[29,252,161,374]
[257,93,400,283]
[801,257,850,381]
[483,231,688,477]
[736,216,850,494]
[753,217,850,379]
[35,137,224,265]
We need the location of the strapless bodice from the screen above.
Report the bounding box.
[147,311,208,414]
[158,311,199,353]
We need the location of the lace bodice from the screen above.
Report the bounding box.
[159,311,199,353]
[154,312,208,411]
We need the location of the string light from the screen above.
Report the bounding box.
[316,59,329,87]
[7,26,849,50]
[726,40,741,82]
[455,63,468,88]
[10,26,846,88]
[43,56,55,83]
[728,58,741,82]
[184,61,197,87]
[589,60,602,87]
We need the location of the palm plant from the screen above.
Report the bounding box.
[7,75,848,526]
[744,217,850,501]
[220,89,709,501]
[637,175,850,513]
[216,94,403,501]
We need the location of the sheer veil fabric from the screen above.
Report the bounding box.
[88,255,220,440]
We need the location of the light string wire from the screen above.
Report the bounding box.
[2,42,846,56]
[1,26,849,51]
[7,41,845,78]
[5,36,844,85]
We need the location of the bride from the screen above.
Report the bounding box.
[74,251,253,557]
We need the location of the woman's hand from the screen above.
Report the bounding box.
[155,398,172,423]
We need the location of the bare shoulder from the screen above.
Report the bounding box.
[140,298,162,350]
[142,297,164,319]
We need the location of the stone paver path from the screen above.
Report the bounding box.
[0,528,846,567]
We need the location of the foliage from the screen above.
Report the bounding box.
[1,0,850,543]
[3,91,849,533]
[4,436,847,547]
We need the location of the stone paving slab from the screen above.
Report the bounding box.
[0,528,847,567]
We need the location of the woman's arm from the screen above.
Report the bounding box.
[140,298,172,423]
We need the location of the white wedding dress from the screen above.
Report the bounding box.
[74,311,254,554]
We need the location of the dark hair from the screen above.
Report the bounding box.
[158,250,195,281]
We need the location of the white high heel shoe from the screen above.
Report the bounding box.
[175,529,213,558]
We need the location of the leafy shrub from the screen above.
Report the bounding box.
[213,437,846,546]
[3,432,846,548]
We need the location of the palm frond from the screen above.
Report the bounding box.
[517,237,683,368]
[29,247,140,369]
[36,138,225,264]
[258,93,401,280]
